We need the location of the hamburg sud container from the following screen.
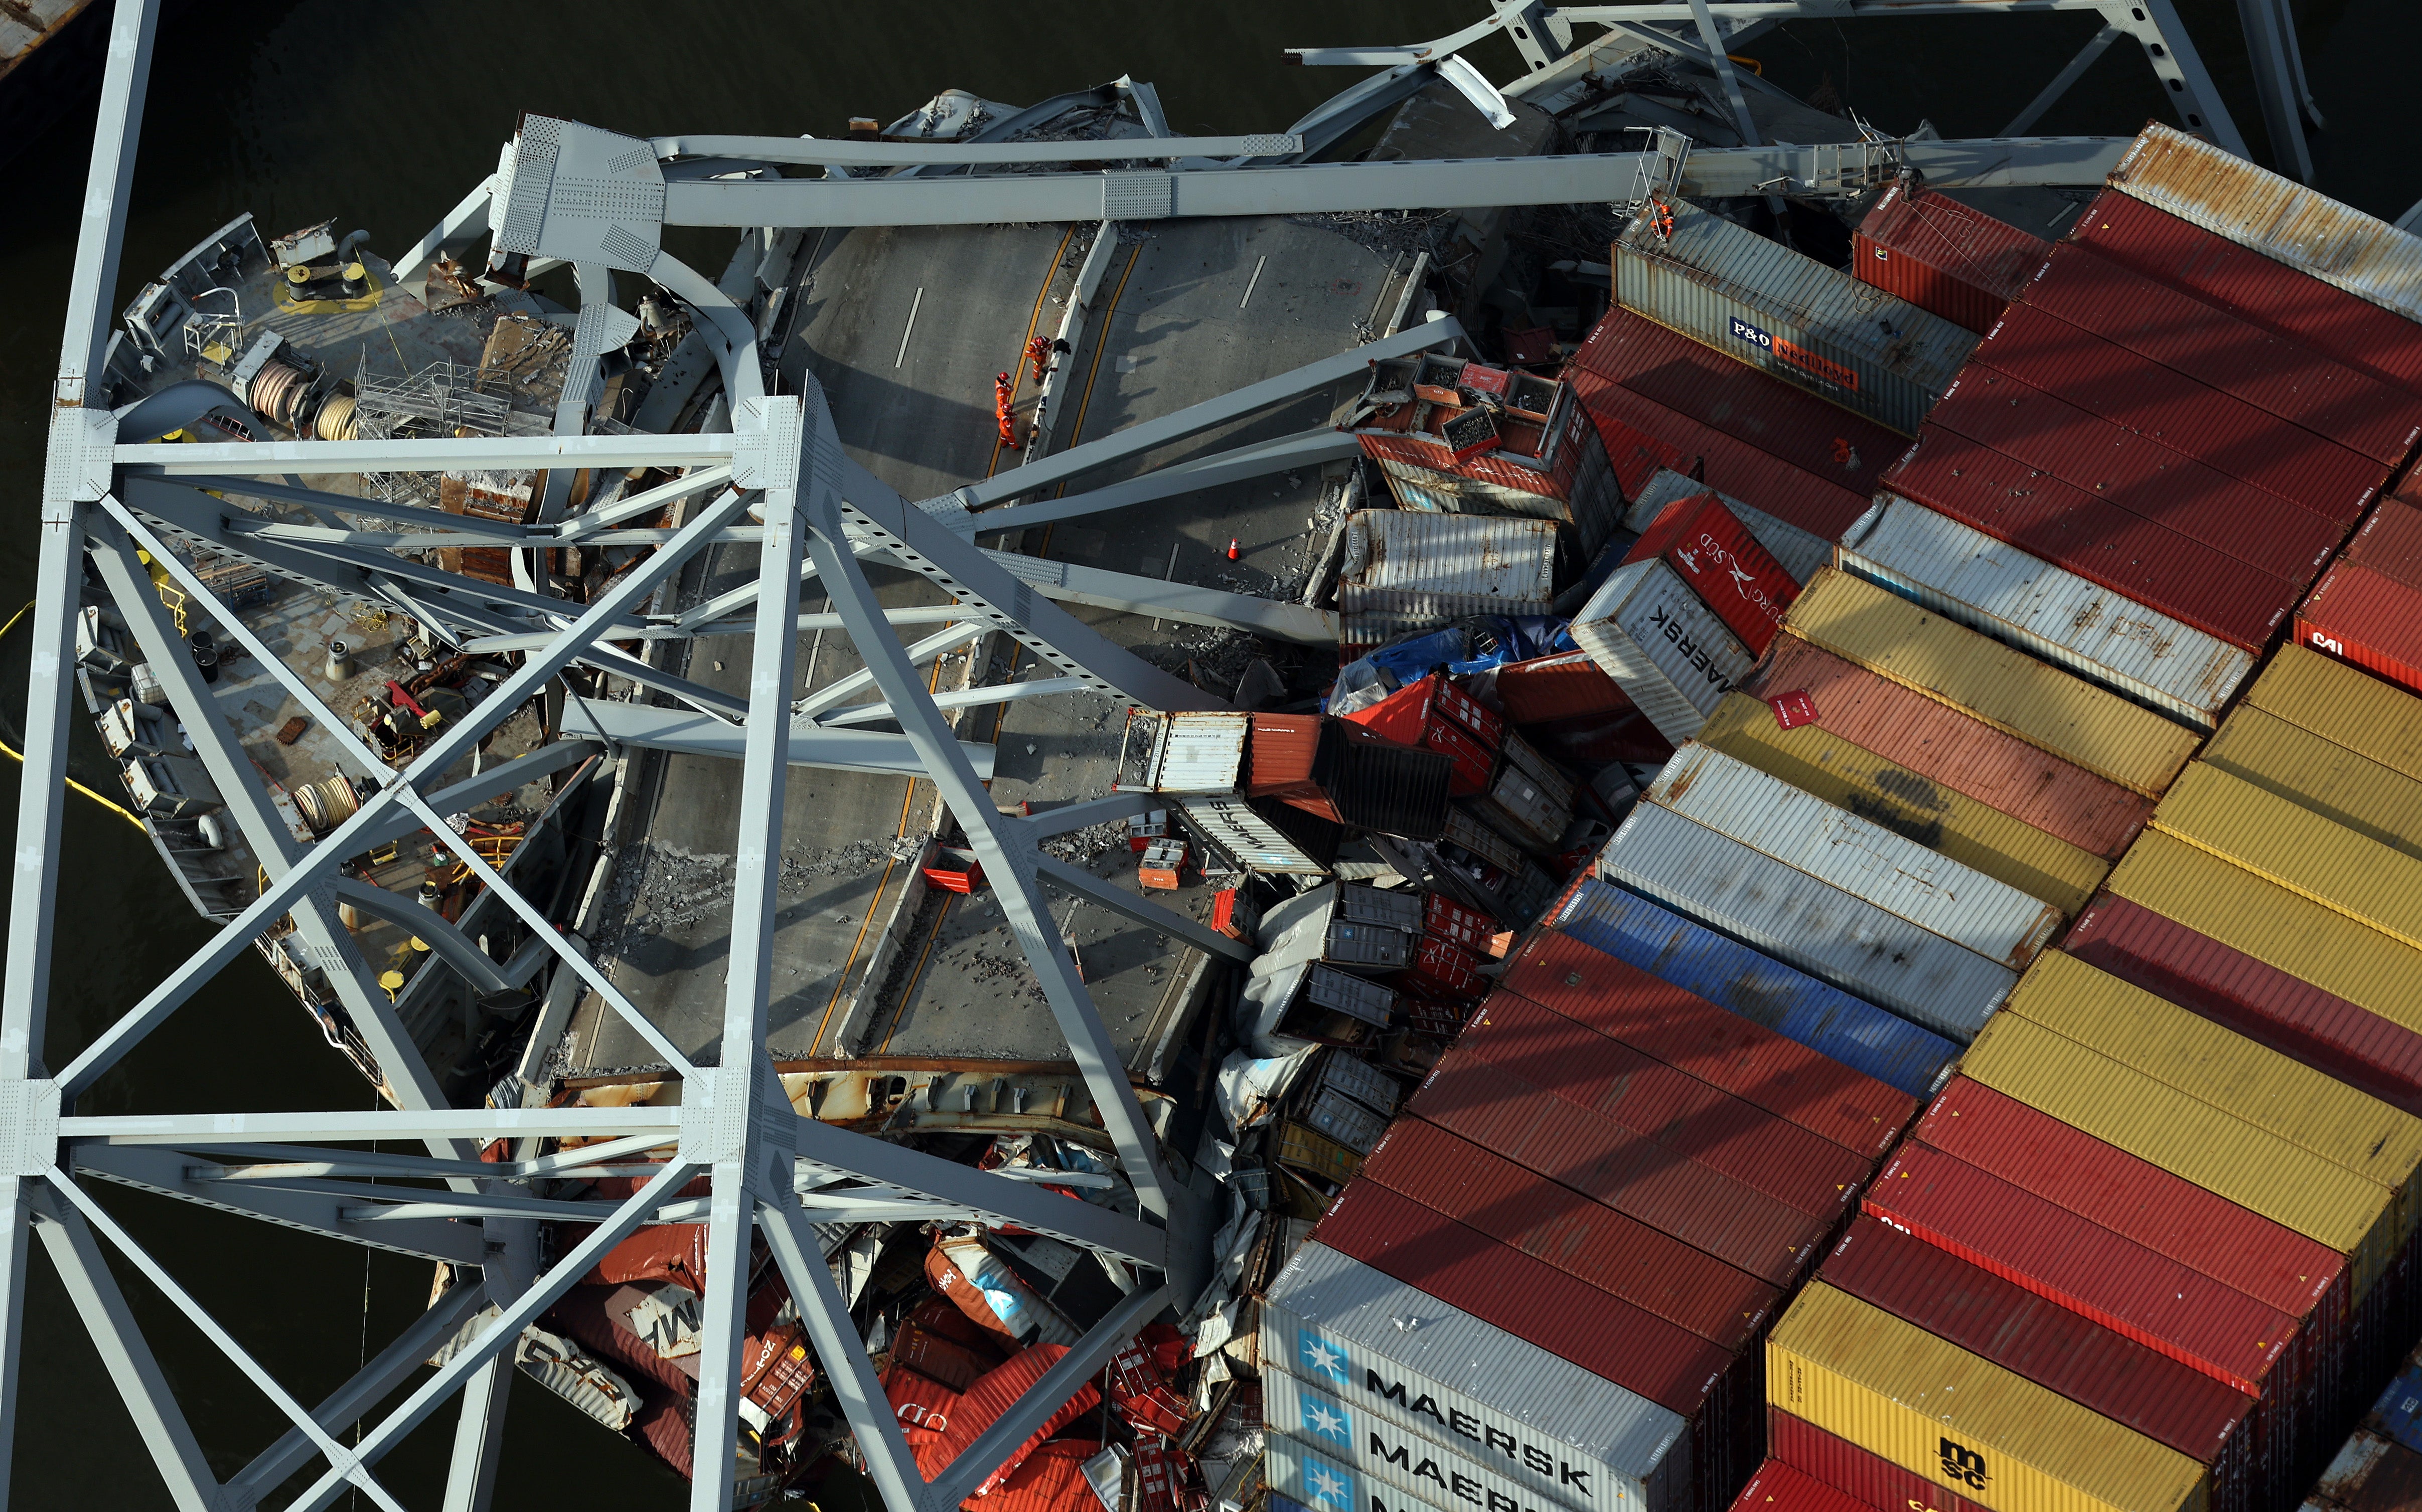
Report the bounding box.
[1692,692,2108,916]
[1497,932,1916,1158]
[2106,121,2422,330]
[1612,196,1977,435]
[1642,744,2063,966]
[1838,495,2256,727]
[1818,1213,2264,1512]
[1572,556,1753,746]
[1349,353,1625,557]
[1545,877,1959,1097]
[1337,511,1561,642]
[2298,561,2422,696]
[1594,800,2015,1042]
[2150,762,2422,954]
[1263,1242,1694,1512]
[1623,491,1800,655]
[1767,1283,2208,1512]
[1782,569,2202,797]
[1853,178,2049,333]
[1746,635,2154,861]
[1620,468,1831,583]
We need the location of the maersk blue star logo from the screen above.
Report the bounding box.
[1305,1461,1354,1508]
[1299,1330,1348,1386]
[1301,1395,1351,1443]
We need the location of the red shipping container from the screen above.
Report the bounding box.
[1624,490,1802,654]
[1882,425,2296,649]
[1407,1051,1830,1286]
[1397,933,1486,1002]
[1928,364,2342,585]
[1422,890,1496,951]
[1361,1114,1780,1350]
[2021,242,2422,466]
[1864,1140,2299,1394]
[1310,1178,1742,1417]
[1576,308,1907,479]
[1748,637,2155,859]
[2345,501,2422,592]
[1767,1407,1994,1512]
[2298,560,2422,694]
[1728,1457,1885,1512]
[1462,992,1873,1218]
[1342,673,1500,798]
[2068,190,2422,401]
[2064,892,2422,1116]
[1853,180,2048,333]
[989,1441,1107,1512]
[1974,300,2385,523]
[1822,1214,2258,1494]
[1498,934,1914,1157]
[1583,399,1690,498]
[1567,366,1873,540]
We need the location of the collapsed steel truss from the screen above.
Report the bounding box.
[8,2,2303,1509]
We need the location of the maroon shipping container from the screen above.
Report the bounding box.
[1727,1456,1884,1512]
[1747,637,2154,858]
[1974,301,2386,522]
[1882,426,2297,649]
[1927,365,2341,586]
[2299,560,2422,695]
[2344,501,2422,592]
[2068,191,2422,401]
[2063,894,2422,1116]
[1853,181,2048,334]
[1864,1140,2300,1394]
[1340,674,1500,799]
[1461,992,1873,1218]
[2020,242,2422,466]
[1407,1048,1830,1285]
[1823,1213,2259,1506]
[1625,489,1802,654]
[1310,1178,1741,1417]
[1567,366,1873,540]
[1359,1114,1781,1350]
[1766,1409,1993,1512]
[1498,933,1915,1157]
[1574,308,1905,495]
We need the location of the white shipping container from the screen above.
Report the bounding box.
[1154,712,1251,792]
[1179,797,1327,875]
[1597,803,2013,1042]
[1619,469,1832,585]
[1264,1243,1688,1512]
[1265,1373,1595,1512]
[1265,1433,1459,1512]
[1838,495,2253,728]
[1339,511,1561,621]
[1645,744,2065,965]
[1572,557,1753,746]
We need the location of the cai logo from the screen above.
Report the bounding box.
[1938,1438,1989,1492]
[1299,1330,1350,1387]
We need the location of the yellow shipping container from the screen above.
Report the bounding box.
[1961,1011,2397,1299]
[2010,952,2422,1214]
[2103,832,2422,1036]
[2151,764,2422,953]
[1769,1283,2205,1512]
[1780,570,2199,797]
[2201,707,2422,864]
[2245,644,2422,782]
[1695,693,2106,914]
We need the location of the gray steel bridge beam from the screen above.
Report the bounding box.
[555,699,999,779]
[67,1143,489,1263]
[653,131,1305,166]
[975,428,1363,535]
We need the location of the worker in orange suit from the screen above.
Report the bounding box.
[994,371,1017,446]
[1025,334,1054,387]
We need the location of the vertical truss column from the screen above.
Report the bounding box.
[2109,0,2250,158]
[2233,0,2315,182]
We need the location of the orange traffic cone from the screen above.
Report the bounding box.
[1226,538,1241,561]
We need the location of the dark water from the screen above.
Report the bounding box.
[0,3,2411,1505]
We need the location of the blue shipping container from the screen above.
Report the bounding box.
[2369,1353,2422,1455]
[1552,877,1959,1097]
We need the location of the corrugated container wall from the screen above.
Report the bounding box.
[1766,1410,1991,1512]
[2150,763,2422,954]
[1547,877,1961,1097]
[1264,1371,1584,1512]
[2107,121,2422,328]
[2201,706,2422,878]
[2245,643,2422,782]
[2298,562,2422,696]
[2345,501,2422,591]
[1338,510,1560,627]
[1613,198,1978,434]
[1597,802,2015,1042]
[1621,468,1833,583]
[1264,1432,1457,1512]
[1782,569,2202,796]
[1725,1458,1877,1512]
[1838,495,2256,726]
[1572,556,1754,746]
[1853,180,2050,332]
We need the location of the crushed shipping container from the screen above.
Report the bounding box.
[1547,877,1961,1097]
[1597,801,2016,1042]
[1782,568,2201,796]
[1341,674,1501,799]
[1853,179,2049,332]
[1572,555,1755,746]
[1837,495,2256,725]
[1246,712,1457,841]
[1694,692,2107,915]
[1337,511,1561,633]
[1565,366,1873,540]
[1611,197,1977,434]
[1645,743,2064,965]
[1746,636,2154,860]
